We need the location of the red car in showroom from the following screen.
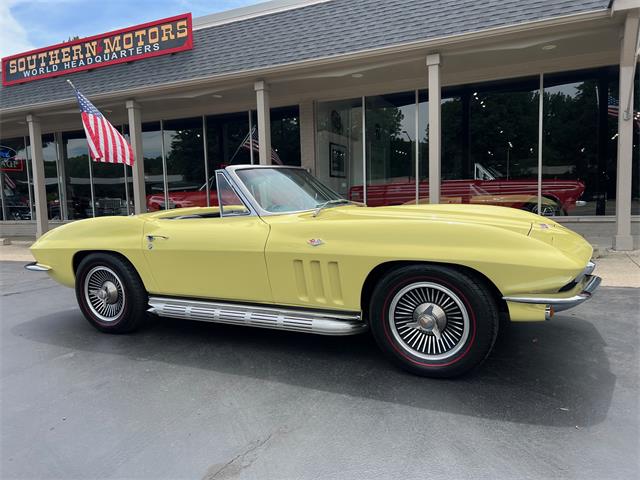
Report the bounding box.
[350,164,586,215]
[147,180,230,211]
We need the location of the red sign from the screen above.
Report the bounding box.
[0,146,24,172]
[2,13,193,86]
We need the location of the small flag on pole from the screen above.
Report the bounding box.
[240,127,283,165]
[608,95,640,129]
[68,80,134,166]
[3,173,16,190]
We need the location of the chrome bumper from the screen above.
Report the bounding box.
[24,262,51,272]
[503,275,601,313]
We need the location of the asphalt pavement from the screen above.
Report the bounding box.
[1,259,638,479]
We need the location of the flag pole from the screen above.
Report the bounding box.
[66,79,77,90]
[228,129,252,165]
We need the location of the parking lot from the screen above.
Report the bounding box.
[1,256,638,479]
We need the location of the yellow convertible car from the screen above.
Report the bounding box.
[27,165,600,378]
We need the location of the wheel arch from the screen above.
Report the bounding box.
[360,260,508,322]
[72,250,133,275]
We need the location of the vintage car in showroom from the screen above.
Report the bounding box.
[349,163,586,216]
[26,165,600,377]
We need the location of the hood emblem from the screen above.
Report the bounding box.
[307,238,324,247]
[539,223,551,229]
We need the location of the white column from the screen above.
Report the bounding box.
[254,80,272,165]
[299,100,316,173]
[126,100,146,214]
[26,114,49,237]
[427,53,441,205]
[614,10,639,251]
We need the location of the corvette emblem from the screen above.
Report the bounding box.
[307,238,324,247]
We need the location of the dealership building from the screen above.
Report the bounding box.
[0,0,638,249]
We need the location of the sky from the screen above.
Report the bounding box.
[0,0,269,58]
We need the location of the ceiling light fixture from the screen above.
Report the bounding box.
[212,94,223,98]
[542,44,557,51]
[351,73,363,78]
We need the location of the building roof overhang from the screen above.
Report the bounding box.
[0,8,619,122]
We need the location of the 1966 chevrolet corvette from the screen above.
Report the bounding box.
[27,165,600,377]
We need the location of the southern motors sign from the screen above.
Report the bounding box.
[2,13,193,86]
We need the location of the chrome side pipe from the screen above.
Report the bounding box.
[147,296,367,336]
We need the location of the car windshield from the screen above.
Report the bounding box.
[234,167,345,213]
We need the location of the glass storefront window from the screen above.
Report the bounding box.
[207,111,251,170]
[440,94,464,183]
[163,117,206,210]
[5,70,632,224]
[61,131,93,219]
[442,79,541,212]
[142,122,165,211]
[316,98,364,200]
[92,126,131,217]
[271,106,301,166]
[417,90,429,201]
[0,137,31,221]
[317,92,428,207]
[365,91,417,206]
[206,111,252,207]
[40,134,62,220]
[544,71,611,216]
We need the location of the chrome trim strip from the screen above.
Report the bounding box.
[24,262,51,272]
[503,275,601,313]
[574,260,596,285]
[584,260,596,276]
[215,169,258,217]
[147,296,367,336]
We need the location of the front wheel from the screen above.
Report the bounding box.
[75,253,148,333]
[369,265,499,378]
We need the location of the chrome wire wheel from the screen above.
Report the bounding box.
[83,266,126,323]
[388,282,470,361]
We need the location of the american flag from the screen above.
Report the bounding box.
[241,127,282,165]
[72,85,134,166]
[608,95,640,128]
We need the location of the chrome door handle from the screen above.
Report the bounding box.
[147,235,169,242]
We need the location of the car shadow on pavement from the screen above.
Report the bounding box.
[12,307,615,429]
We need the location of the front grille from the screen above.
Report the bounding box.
[559,280,578,292]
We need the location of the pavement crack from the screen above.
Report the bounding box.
[202,429,282,480]
[626,254,640,269]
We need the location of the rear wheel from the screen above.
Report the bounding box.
[369,264,499,378]
[75,253,148,333]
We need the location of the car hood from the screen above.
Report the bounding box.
[324,204,591,262]
[324,204,544,236]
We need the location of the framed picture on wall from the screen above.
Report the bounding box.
[329,143,346,178]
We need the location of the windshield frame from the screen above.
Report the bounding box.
[224,165,346,217]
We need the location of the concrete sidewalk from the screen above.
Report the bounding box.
[2,240,638,288]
